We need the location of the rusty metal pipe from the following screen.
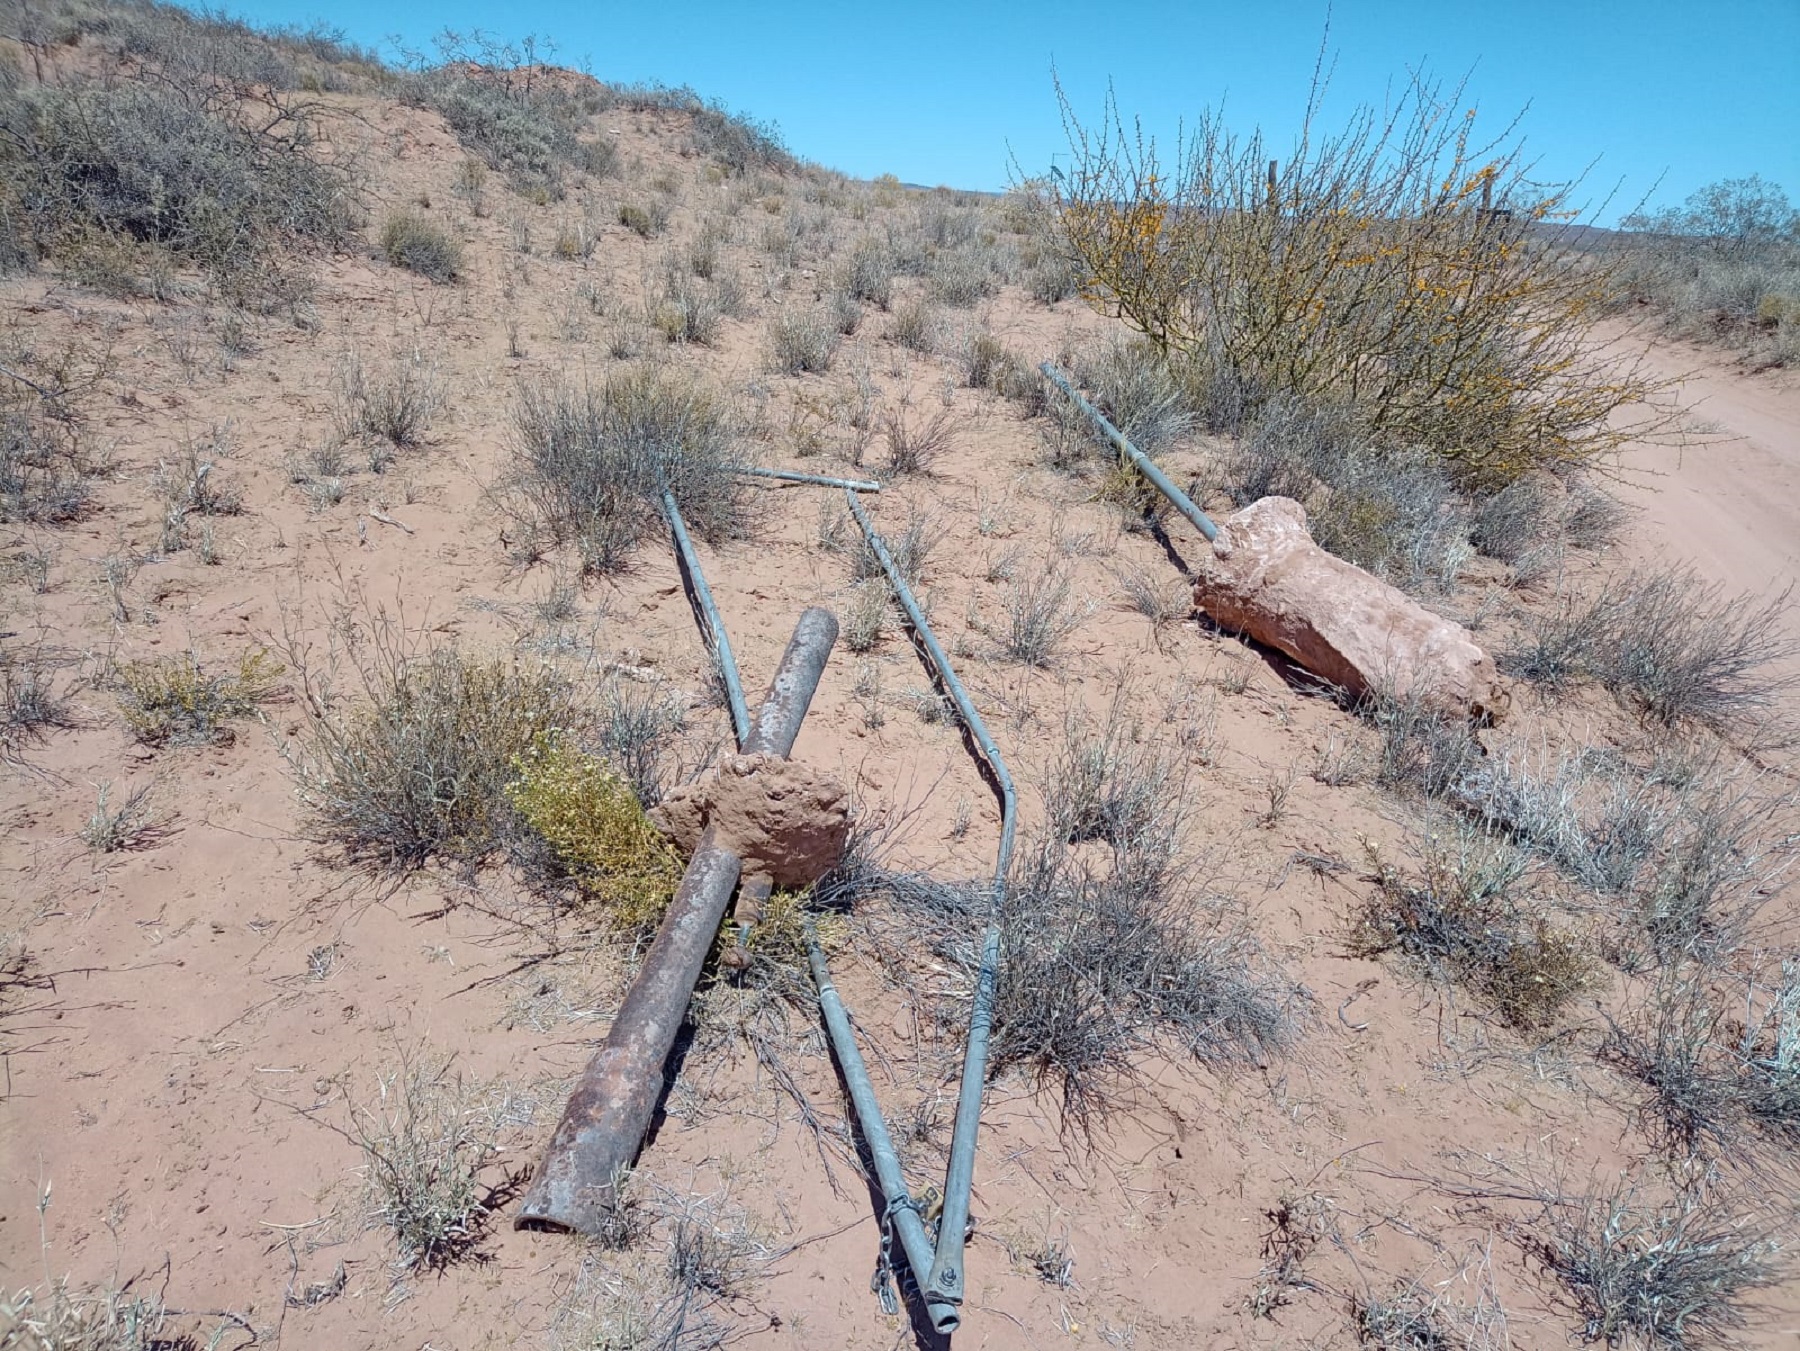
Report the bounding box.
[514,607,840,1235]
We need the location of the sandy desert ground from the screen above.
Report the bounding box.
[3,30,1799,1351]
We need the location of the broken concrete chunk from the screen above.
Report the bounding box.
[1192,496,1506,721]
[649,753,851,887]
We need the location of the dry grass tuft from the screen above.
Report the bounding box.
[116,647,282,747]
[1533,1183,1781,1350]
[1349,827,1591,1029]
[379,211,463,282]
[510,366,748,575]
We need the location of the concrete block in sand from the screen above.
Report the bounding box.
[1192,496,1505,720]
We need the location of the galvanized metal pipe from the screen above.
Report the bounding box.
[661,530,951,1331]
[807,933,961,1333]
[663,489,753,747]
[514,608,839,1236]
[1040,361,1221,543]
[843,489,1017,1313]
[736,466,883,493]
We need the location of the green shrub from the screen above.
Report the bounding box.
[1054,73,1668,484]
[505,735,682,930]
[380,211,463,282]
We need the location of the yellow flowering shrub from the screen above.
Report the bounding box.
[506,734,682,930]
[1053,77,1670,485]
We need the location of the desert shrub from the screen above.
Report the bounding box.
[403,49,584,196]
[0,78,351,297]
[505,735,682,930]
[617,201,662,238]
[986,722,1300,1127]
[335,351,443,448]
[1351,1283,1459,1351]
[998,563,1082,666]
[929,249,994,307]
[1603,962,1800,1162]
[886,296,939,352]
[511,367,748,576]
[594,675,687,807]
[651,269,724,346]
[154,426,242,552]
[349,1050,507,1271]
[1597,571,1795,728]
[0,409,91,524]
[1213,398,1474,592]
[1534,1183,1781,1349]
[849,502,939,587]
[1025,243,1084,304]
[1053,74,1667,484]
[880,404,953,474]
[79,780,173,853]
[1504,568,1795,729]
[116,647,281,747]
[1045,702,1183,851]
[0,1277,177,1351]
[841,582,886,653]
[1615,175,1800,365]
[840,238,894,308]
[1368,692,1483,799]
[291,642,580,874]
[767,308,838,374]
[380,211,463,281]
[2,647,77,754]
[593,81,796,175]
[1351,827,1589,1028]
[1072,335,1191,459]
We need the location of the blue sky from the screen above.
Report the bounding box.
[233,0,1797,225]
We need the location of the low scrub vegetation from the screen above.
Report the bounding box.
[380,211,463,282]
[505,734,682,931]
[116,647,282,747]
[347,1049,511,1271]
[988,717,1301,1126]
[2,645,77,756]
[290,636,582,875]
[1,408,93,525]
[1533,1182,1782,1349]
[509,366,749,575]
[0,69,351,305]
[1505,568,1795,729]
[1603,965,1800,1161]
[1350,827,1591,1029]
[1614,175,1800,368]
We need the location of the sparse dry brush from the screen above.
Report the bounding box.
[509,366,749,575]
[988,715,1303,1126]
[1053,73,1670,485]
[289,632,582,875]
[1350,826,1591,1029]
[0,52,352,306]
[1505,568,1796,730]
[115,646,282,747]
[1533,1182,1782,1350]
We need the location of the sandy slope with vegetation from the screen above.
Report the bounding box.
[1,8,1798,1351]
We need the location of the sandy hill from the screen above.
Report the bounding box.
[2,8,1798,1350]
